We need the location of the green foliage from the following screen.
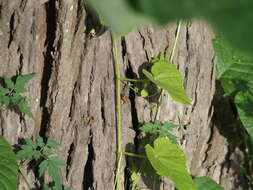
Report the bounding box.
[39,156,66,185]
[0,74,35,119]
[145,138,196,190]
[86,0,150,36]
[143,53,191,105]
[17,136,66,186]
[194,176,224,190]
[0,136,18,190]
[213,39,253,138]
[43,184,71,190]
[139,120,177,144]
[87,0,253,52]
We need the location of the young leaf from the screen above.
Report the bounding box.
[47,156,66,184]
[42,146,54,156]
[0,86,7,95]
[145,138,196,190]
[143,58,191,105]
[0,96,10,107]
[14,74,36,93]
[140,121,177,143]
[16,144,34,160]
[194,176,224,190]
[0,136,18,190]
[36,136,45,147]
[17,99,34,119]
[46,138,59,149]
[4,77,14,89]
[10,94,23,106]
[235,91,253,136]
[39,159,49,177]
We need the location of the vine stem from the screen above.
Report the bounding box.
[155,21,182,121]
[18,166,33,190]
[112,34,123,190]
[122,152,146,159]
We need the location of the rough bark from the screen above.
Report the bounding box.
[0,1,250,190]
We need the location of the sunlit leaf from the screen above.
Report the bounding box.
[194,176,224,190]
[143,57,191,105]
[145,138,196,190]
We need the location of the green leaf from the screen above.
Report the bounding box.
[14,74,36,93]
[16,145,34,160]
[235,91,253,136]
[145,138,196,190]
[140,121,178,143]
[0,136,18,190]
[140,89,149,97]
[34,151,42,160]
[9,94,23,106]
[4,77,14,89]
[213,39,253,81]
[0,86,7,95]
[86,0,151,36]
[46,138,59,149]
[36,136,45,147]
[0,96,10,107]
[24,138,37,149]
[194,176,224,190]
[39,160,49,177]
[17,99,34,119]
[43,147,53,156]
[143,57,191,105]
[47,156,66,184]
[137,0,253,52]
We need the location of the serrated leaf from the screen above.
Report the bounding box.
[143,59,191,105]
[145,138,196,190]
[14,74,36,93]
[4,77,14,89]
[17,99,34,119]
[46,138,59,149]
[0,136,18,190]
[43,184,51,190]
[16,145,34,160]
[0,86,7,95]
[0,96,10,107]
[235,91,253,136]
[43,147,53,155]
[36,136,45,147]
[9,94,23,106]
[49,156,66,167]
[47,157,64,184]
[39,160,49,177]
[34,151,42,160]
[194,177,224,190]
[140,121,178,144]
[24,138,37,149]
[213,39,253,81]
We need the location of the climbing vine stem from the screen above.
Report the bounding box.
[155,20,182,121]
[112,34,123,190]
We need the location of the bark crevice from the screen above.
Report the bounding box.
[39,0,57,136]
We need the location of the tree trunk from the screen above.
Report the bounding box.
[0,1,250,190]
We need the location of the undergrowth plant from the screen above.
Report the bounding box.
[1,0,253,190]
[0,74,35,119]
[0,75,71,190]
